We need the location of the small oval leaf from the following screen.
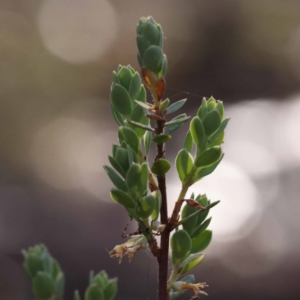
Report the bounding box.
[33,272,54,299]
[166,99,187,115]
[194,146,222,168]
[152,134,172,144]
[138,194,156,219]
[191,230,212,253]
[110,188,135,208]
[151,159,171,176]
[104,166,128,192]
[143,45,163,73]
[180,253,205,275]
[190,117,206,150]
[171,230,192,263]
[202,109,221,136]
[175,149,194,182]
[119,127,140,154]
[110,84,132,116]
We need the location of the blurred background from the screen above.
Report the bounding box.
[1,0,300,299]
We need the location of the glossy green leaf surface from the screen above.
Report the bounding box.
[54,272,64,300]
[166,99,187,115]
[194,146,222,168]
[110,188,135,208]
[128,120,154,132]
[144,130,152,155]
[191,230,212,253]
[175,149,194,182]
[126,164,141,189]
[138,194,156,219]
[151,190,162,221]
[171,230,192,263]
[118,67,132,91]
[119,127,140,154]
[134,100,151,110]
[111,104,125,126]
[191,217,212,239]
[159,98,170,112]
[164,115,191,127]
[190,116,206,150]
[183,131,193,153]
[202,109,221,136]
[197,97,208,120]
[181,204,198,235]
[143,45,164,73]
[209,117,230,143]
[193,154,224,183]
[104,166,128,192]
[151,159,171,176]
[152,134,172,144]
[110,84,132,117]
[108,156,126,178]
[129,72,141,100]
[179,253,205,275]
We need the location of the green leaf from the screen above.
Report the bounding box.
[110,84,132,117]
[189,116,206,150]
[183,131,193,153]
[54,272,65,300]
[117,66,132,91]
[129,72,141,101]
[171,230,192,263]
[130,105,150,138]
[144,130,152,155]
[138,194,156,219]
[181,204,198,236]
[42,253,53,275]
[175,149,194,182]
[151,190,162,221]
[197,97,208,120]
[193,154,224,183]
[164,114,189,134]
[134,100,152,110]
[26,254,43,278]
[126,145,138,166]
[104,166,128,192]
[112,71,120,84]
[111,104,125,126]
[142,22,160,46]
[137,35,151,57]
[33,272,54,299]
[128,120,154,132]
[164,115,191,127]
[161,54,168,77]
[108,156,126,178]
[191,217,212,239]
[179,253,205,275]
[110,188,135,208]
[208,131,224,148]
[85,284,104,300]
[216,101,224,119]
[191,230,212,253]
[194,146,222,168]
[119,127,140,154]
[152,134,172,144]
[140,163,148,195]
[74,290,81,300]
[202,109,221,136]
[159,98,170,112]
[169,275,195,300]
[143,45,164,73]
[126,163,141,189]
[207,96,217,111]
[136,85,146,102]
[103,279,118,300]
[166,99,187,115]
[151,159,171,176]
[114,148,129,173]
[209,117,230,144]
